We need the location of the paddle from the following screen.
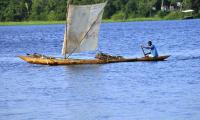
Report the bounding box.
[140,45,147,57]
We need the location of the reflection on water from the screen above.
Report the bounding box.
[0,19,200,120]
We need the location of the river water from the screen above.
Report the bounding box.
[0,19,200,120]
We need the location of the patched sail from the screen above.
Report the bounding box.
[62,2,107,55]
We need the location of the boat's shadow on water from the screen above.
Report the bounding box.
[64,64,102,70]
[63,64,103,75]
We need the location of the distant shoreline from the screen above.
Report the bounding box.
[0,17,196,26]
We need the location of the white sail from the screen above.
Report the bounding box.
[62,2,107,55]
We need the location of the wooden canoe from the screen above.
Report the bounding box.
[18,55,170,65]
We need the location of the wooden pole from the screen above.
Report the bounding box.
[161,0,164,10]
[63,0,73,59]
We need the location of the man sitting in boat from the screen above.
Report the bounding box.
[141,41,158,58]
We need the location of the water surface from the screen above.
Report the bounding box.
[0,19,200,120]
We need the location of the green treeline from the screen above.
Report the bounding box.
[0,0,200,22]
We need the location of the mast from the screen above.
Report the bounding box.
[64,0,73,59]
[161,0,164,11]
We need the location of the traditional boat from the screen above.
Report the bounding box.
[19,1,170,65]
[19,54,170,65]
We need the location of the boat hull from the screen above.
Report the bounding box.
[18,55,170,65]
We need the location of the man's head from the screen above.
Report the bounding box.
[148,41,152,46]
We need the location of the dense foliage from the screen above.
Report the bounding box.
[0,0,199,21]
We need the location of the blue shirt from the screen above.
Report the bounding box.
[149,45,158,57]
[144,44,158,57]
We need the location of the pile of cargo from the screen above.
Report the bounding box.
[95,52,123,60]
